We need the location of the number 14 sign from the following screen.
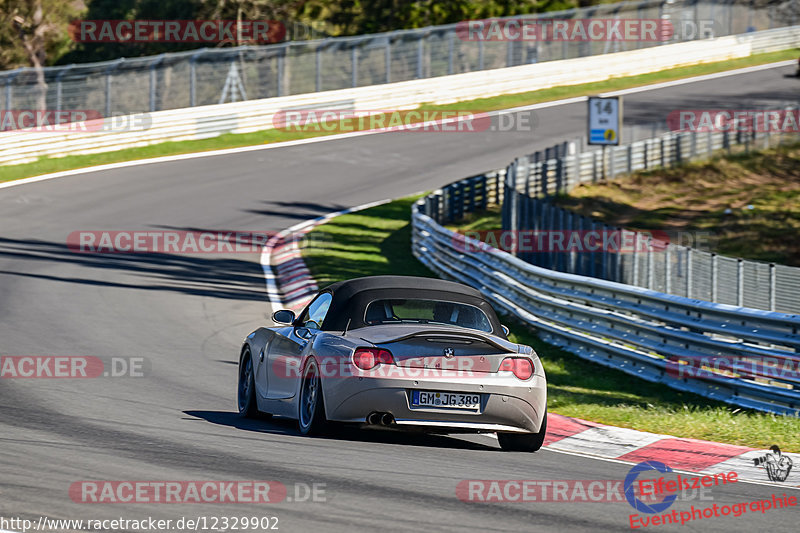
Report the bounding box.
[588,96,622,145]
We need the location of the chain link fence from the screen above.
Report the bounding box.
[500,110,800,313]
[2,0,798,119]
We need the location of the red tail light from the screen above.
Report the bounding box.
[353,348,395,370]
[499,357,534,380]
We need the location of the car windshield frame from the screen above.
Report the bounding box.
[362,298,494,333]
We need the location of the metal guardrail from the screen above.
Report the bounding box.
[500,109,800,314]
[412,172,800,415]
[0,0,796,118]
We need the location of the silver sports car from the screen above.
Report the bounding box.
[237,276,548,451]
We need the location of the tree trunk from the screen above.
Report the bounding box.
[19,0,51,114]
[29,47,47,113]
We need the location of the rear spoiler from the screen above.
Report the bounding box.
[367,329,517,353]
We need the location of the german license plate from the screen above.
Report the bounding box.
[411,390,481,409]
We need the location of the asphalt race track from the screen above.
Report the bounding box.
[1,64,798,532]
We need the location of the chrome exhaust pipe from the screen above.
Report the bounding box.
[380,413,395,426]
[366,412,381,425]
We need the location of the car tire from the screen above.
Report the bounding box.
[498,409,547,452]
[298,357,328,436]
[238,348,260,418]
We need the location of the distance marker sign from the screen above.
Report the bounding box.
[588,96,622,145]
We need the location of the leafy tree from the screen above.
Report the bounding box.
[2,0,608,67]
[307,0,579,36]
[0,0,83,108]
[58,0,206,63]
[0,0,81,68]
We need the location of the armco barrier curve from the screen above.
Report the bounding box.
[1,25,799,166]
[412,172,800,416]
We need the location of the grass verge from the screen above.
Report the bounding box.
[301,195,800,451]
[2,48,797,184]
[448,142,800,266]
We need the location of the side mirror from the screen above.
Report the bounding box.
[501,325,510,336]
[272,309,296,325]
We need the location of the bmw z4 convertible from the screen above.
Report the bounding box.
[237,275,547,451]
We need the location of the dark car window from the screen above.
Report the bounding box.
[364,299,492,332]
[302,293,333,329]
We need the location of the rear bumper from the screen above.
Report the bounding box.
[323,372,546,433]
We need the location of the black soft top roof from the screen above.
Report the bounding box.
[325,275,486,300]
[311,275,504,335]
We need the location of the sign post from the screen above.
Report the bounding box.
[587,96,622,180]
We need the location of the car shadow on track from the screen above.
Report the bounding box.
[184,410,500,451]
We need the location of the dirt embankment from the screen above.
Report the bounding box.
[554,144,800,266]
